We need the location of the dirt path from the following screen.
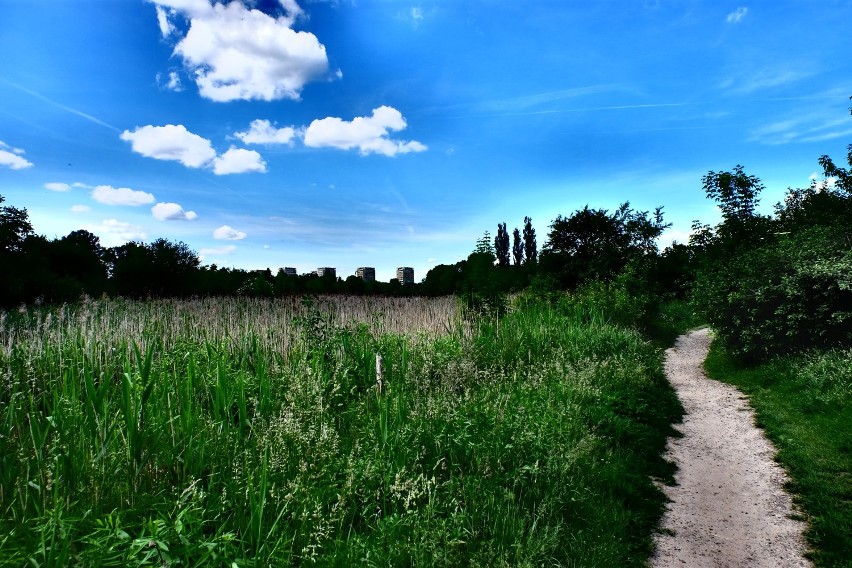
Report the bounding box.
[651,328,812,568]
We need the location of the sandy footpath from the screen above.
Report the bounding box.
[651,328,812,568]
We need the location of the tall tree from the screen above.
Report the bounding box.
[474,230,494,258]
[0,195,34,306]
[0,195,33,253]
[522,216,537,264]
[494,222,510,267]
[541,203,668,288]
[512,227,524,266]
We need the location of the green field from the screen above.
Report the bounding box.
[0,295,681,566]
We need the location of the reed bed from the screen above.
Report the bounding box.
[0,294,679,566]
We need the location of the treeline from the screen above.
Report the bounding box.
[3,100,851,362]
[0,219,428,306]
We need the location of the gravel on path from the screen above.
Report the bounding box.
[651,328,812,568]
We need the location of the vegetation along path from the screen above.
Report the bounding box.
[652,328,812,568]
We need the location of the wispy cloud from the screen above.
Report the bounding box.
[749,113,852,145]
[726,7,748,24]
[2,80,119,131]
[200,245,237,258]
[720,65,814,95]
[444,101,696,119]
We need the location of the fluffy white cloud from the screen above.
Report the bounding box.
[153,0,328,102]
[235,119,298,145]
[213,147,267,175]
[0,141,34,170]
[726,7,748,23]
[152,202,198,221]
[84,219,147,247]
[304,106,427,157]
[121,124,216,168]
[70,205,91,213]
[213,225,247,240]
[91,185,156,206]
[45,182,71,192]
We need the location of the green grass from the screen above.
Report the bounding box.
[704,343,852,568]
[0,296,681,566]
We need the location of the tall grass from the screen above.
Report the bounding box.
[0,295,680,566]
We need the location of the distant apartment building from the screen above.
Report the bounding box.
[397,266,414,285]
[356,267,376,282]
[282,267,297,276]
[316,267,336,278]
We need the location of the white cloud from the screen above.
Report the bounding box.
[156,5,176,36]
[213,147,267,175]
[121,124,216,168]
[304,106,427,157]
[213,225,247,240]
[200,245,237,257]
[91,185,156,206]
[84,219,147,247]
[0,141,34,170]
[152,202,198,221]
[45,182,71,192]
[70,205,91,213]
[726,7,748,23]
[235,119,298,145]
[163,71,183,91]
[153,0,329,102]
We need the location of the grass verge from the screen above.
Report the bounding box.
[704,343,851,568]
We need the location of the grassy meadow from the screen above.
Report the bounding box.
[0,294,681,566]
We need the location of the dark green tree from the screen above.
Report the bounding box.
[512,227,524,266]
[522,216,537,264]
[474,230,494,258]
[0,195,32,253]
[540,203,669,289]
[494,222,510,267]
[0,195,35,306]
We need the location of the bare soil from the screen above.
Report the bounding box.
[651,328,812,568]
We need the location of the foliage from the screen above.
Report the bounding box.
[522,216,537,264]
[511,227,524,266]
[692,108,852,360]
[540,203,669,289]
[494,222,510,267]
[705,343,851,567]
[0,194,33,253]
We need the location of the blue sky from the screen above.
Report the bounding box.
[1,0,850,282]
